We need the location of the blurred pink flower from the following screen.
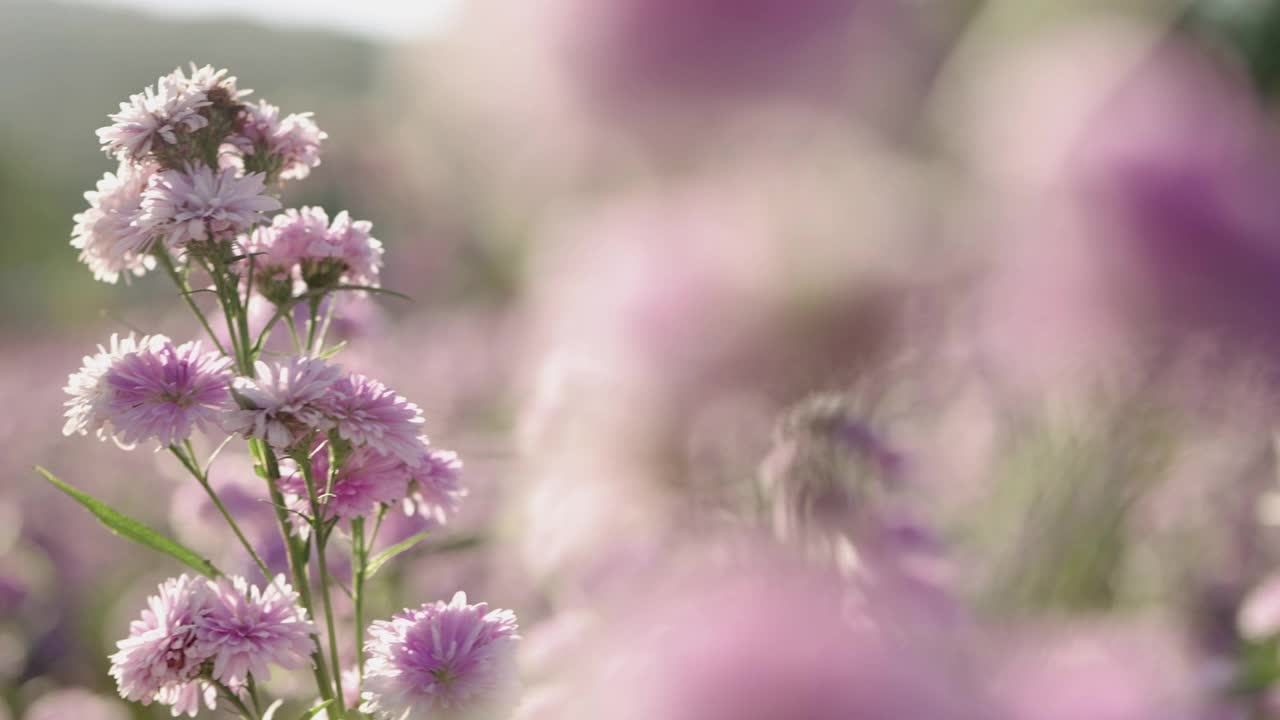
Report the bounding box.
[62,333,166,447]
[405,448,466,525]
[71,162,156,283]
[234,100,327,180]
[197,574,315,684]
[141,165,280,250]
[280,442,411,519]
[361,591,520,720]
[25,688,129,720]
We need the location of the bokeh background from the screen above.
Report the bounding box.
[10,0,1280,717]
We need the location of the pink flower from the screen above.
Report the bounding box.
[361,592,520,720]
[228,356,343,449]
[140,165,281,250]
[325,211,383,287]
[327,373,427,467]
[63,333,167,446]
[176,64,250,102]
[108,575,217,714]
[242,207,383,295]
[234,100,327,180]
[196,575,315,684]
[405,448,466,525]
[103,340,234,448]
[97,73,209,162]
[280,442,411,519]
[71,162,157,283]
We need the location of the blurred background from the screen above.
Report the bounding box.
[10,0,1280,717]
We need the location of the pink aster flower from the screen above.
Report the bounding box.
[324,211,383,288]
[234,100,326,180]
[103,339,234,448]
[71,162,157,283]
[97,73,210,162]
[361,592,520,720]
[109,575,217,714]
[405,448,466,525]
[227,356,343,449]
[196,574,315,684]
[327,373,427,467]
[63,333,167,446]
[242,206,333,277]
[281,442,411,519]
[176,64,251,102]
[140,165,281,250]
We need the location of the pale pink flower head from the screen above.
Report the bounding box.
[175,64,251,103]
[141,165,281,251]
[322,210,383,288]
[361,592,520,720]
[63,333,168,446]
[281,442,411,519]
[242,206,332,279]
[71,162,157,283]
[96,73,210,162]
[227,356,343,449]
[196,574,315,684]
[109,575,217,713]
[405,447,466,525]
[327,373,427,466]
[234,100,327,181]
[103,339,235,448]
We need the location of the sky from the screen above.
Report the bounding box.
[70,0,461,41]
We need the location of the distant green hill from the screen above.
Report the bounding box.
[0,0,386,328]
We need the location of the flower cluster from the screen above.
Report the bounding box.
[110,574,313,717]
[57,64,514,720]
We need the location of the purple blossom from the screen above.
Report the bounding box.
[327,373,427,467]
[140,165,281,250]
[361,592,520,720]
[405,448,466,525]
[280,442,411,519]
[242,206,383,295]
[71,162,157,283]
[325,210,383,288]
[227,356,343,449]
[243,206,333,278]
[196,574,315,683]
[103,339,234,448]
[96,73,209,162]
[234,100,327,180]
[108,575,217,714]
[63,333,168,447]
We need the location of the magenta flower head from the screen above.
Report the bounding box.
[196,574,316,684]
[405,447,466,525]
[71,162,157,284]
[62,333,168,445]
[103,339,234,448]
[327,373,427,467]
[227,356,343,449]
[361,592,521,720]
[281,442,411,519]
[108,575,217,716]
[140,165,281,251]
[234,100,327,181]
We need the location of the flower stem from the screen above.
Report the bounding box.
[301,454,348,718]
[156,246,229,358]
[170,442,272,582]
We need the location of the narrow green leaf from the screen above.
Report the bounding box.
[299,699,334,720]
[366,531,431,578]
[35,466,221,578]
[317,340,348,359]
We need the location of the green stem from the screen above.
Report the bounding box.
[353,516,367,681]
[156,247,229,358]
[251,438,336,710]
[211,677,257,720]
[301,454,348,718]
[170,443,272,582]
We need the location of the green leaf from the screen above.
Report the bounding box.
[299,699,334,720]
[317,340,348,359]
[35,466,221,578]
[366,531,431,579]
